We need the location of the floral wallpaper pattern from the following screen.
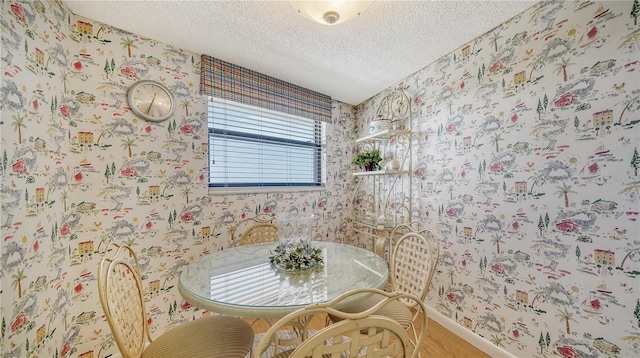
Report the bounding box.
[1,1,355,357]
[354,0,640,356]
[1,0,639,358]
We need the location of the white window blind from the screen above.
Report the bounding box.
[208,97,324,188]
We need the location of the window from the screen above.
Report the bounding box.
[200,54,331,189]
[208,97,324,188]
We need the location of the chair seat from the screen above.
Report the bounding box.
[272,350,294,358]
[330,293,413,329]
[143,315,254,358]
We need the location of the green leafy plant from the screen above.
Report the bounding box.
[351,149,381,171]
[269,242,323,271]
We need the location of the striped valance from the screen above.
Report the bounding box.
[200,55,332,123]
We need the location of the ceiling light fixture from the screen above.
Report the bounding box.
[292,1,371,26]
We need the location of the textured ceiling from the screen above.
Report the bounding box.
[64,0,537,105]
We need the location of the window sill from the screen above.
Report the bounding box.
[209,185,326,196]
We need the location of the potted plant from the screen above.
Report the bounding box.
[352,149,381,171]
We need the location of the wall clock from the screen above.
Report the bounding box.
[127,80,176,122]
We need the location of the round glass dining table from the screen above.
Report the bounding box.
[178,241,389,318]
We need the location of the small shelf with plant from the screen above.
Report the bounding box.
[352,148,381,172]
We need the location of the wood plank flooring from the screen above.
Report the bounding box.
[420,318,489,357]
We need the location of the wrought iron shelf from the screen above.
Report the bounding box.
[355,129,411,143]
[353,170,410,176]
[350,90,414,259]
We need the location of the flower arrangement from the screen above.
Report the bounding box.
[351,148,382,171]
[269,242,323,271]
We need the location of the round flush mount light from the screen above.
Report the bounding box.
[292,1,372,26]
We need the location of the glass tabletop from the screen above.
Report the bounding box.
[178,241,389,318]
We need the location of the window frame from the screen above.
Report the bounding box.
[207,97,325,189]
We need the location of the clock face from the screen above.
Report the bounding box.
[127,80,175,122]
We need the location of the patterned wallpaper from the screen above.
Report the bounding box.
[1,0,639,357]
[354,1,639,356]
[1,1,356,357]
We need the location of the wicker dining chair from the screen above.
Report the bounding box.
[98,243,254,358]
[330,229,440,355]
[231,213,279,247]
[254,288,427,358]
[372,221,426,263]
[371,221,429,263]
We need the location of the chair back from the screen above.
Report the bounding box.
[254,288,426,358]
[291,316,411,357]
[372,221,428,262]
[232,214,278,247]
[98,243,151,358]
[390,221,427,237]
[390,230,440,307]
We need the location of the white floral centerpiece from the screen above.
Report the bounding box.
[269,241,323,271]
[269,213,323,271]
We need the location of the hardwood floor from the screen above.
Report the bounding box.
[420,318,489,358]
[246,313,489,357]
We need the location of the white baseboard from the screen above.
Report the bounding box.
[425,306,516,358]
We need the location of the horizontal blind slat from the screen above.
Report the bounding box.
[208,97,323,187]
